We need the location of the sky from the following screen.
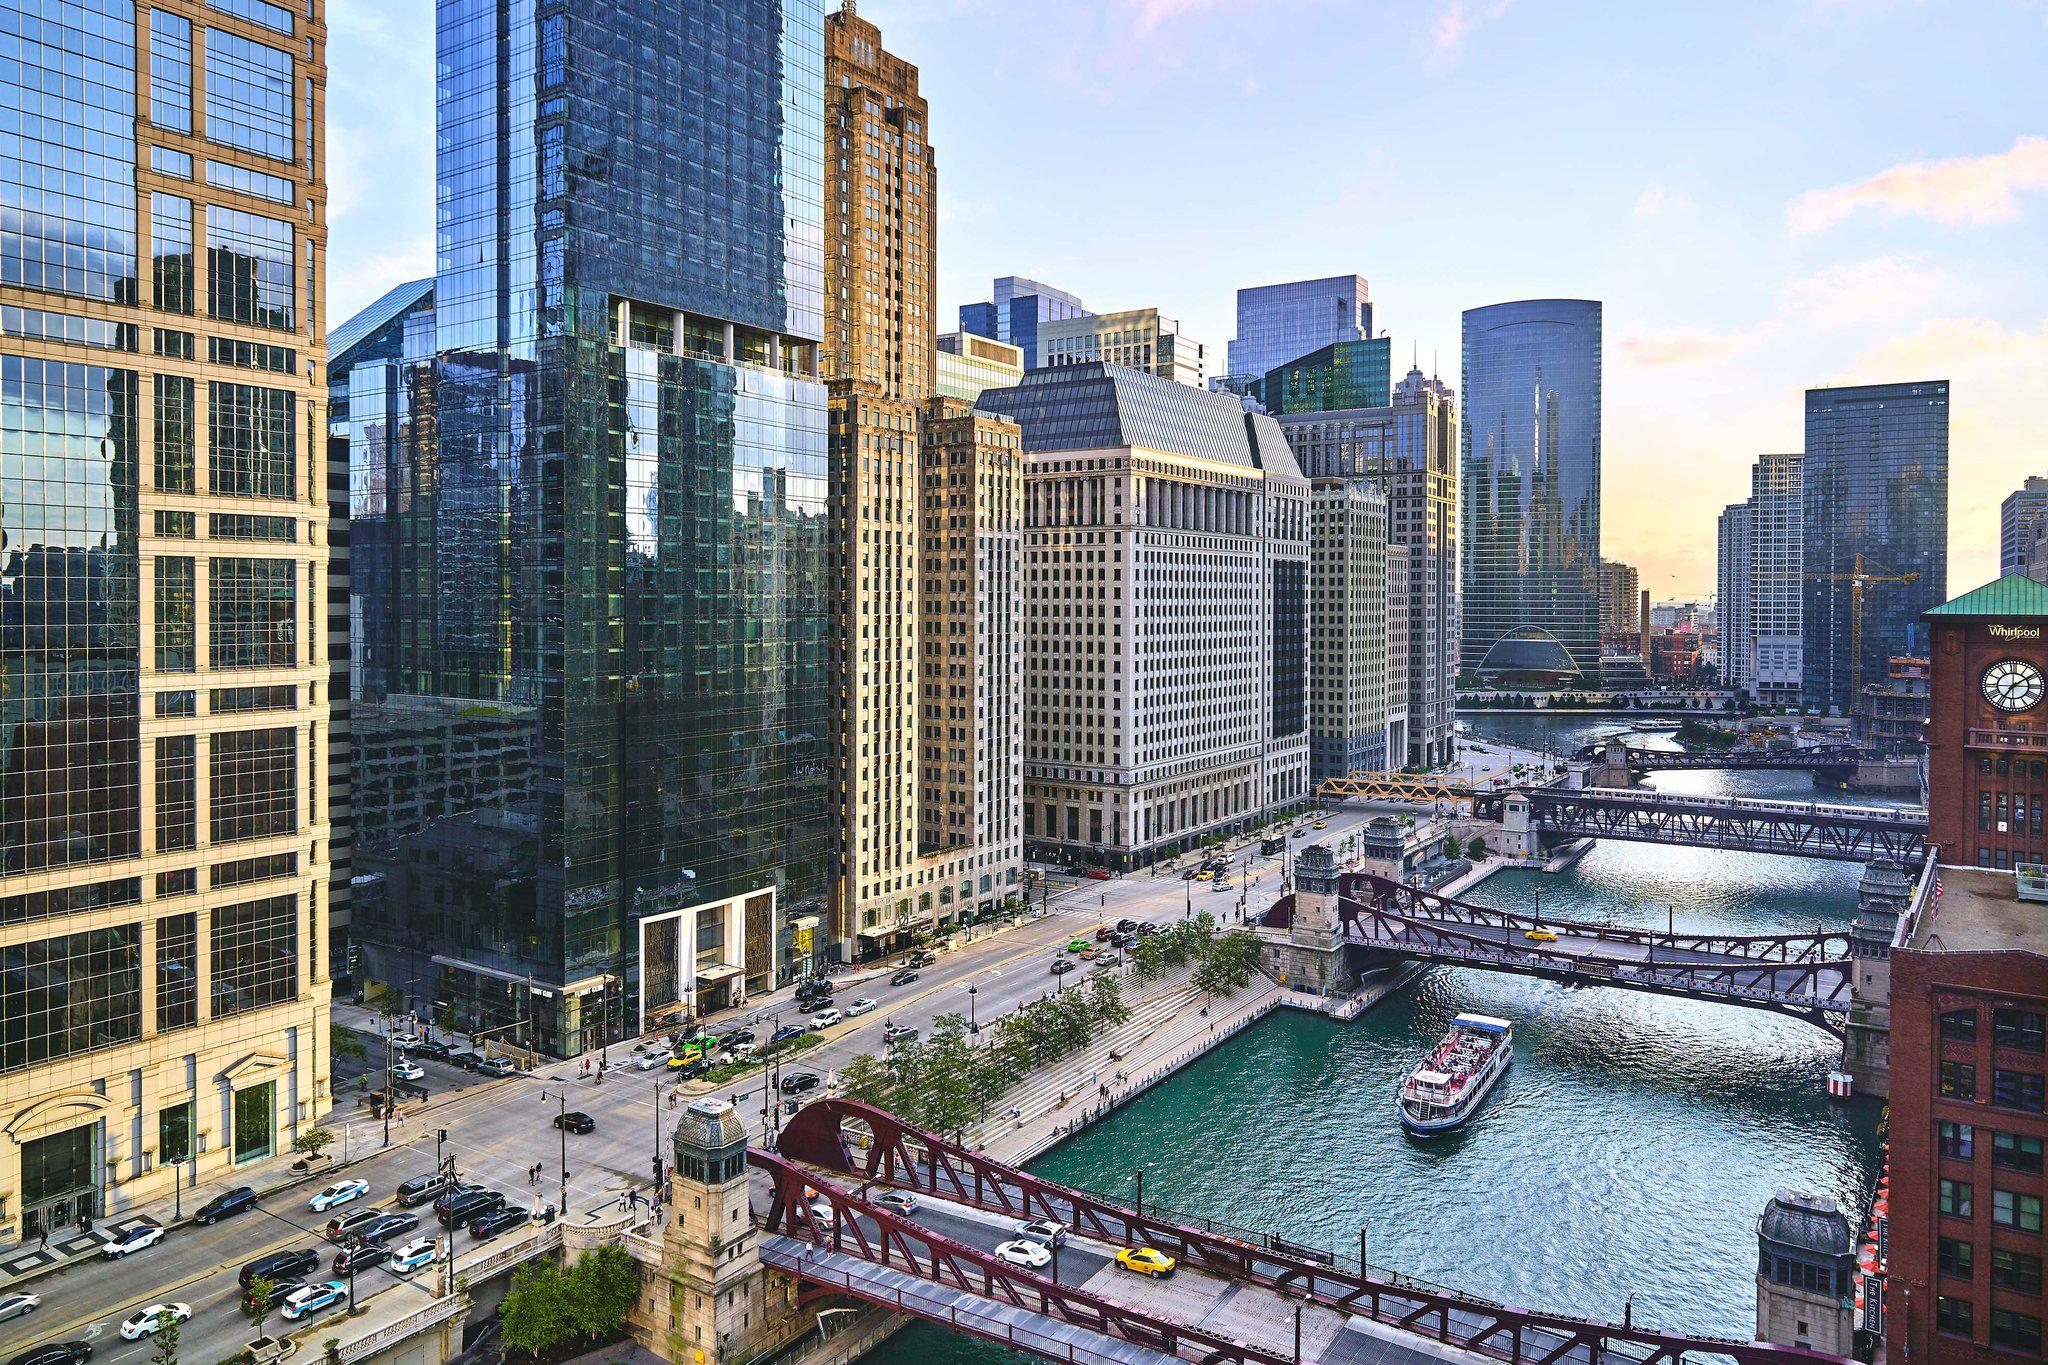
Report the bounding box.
[326,0,2048,601]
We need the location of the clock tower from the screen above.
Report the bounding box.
[1923,574,2048,867]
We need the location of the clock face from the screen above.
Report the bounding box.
[1983,659,2046,712]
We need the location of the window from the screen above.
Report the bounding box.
[1939,1236,1973,1277]
[207,0,293,34]
[1992,1068,2045,1112]
[154,510,195,538]
[155,328,195,359]
[208,382,295,498]
[155,375,195,491]
[1993,1188,2043,1232]
[1941,1009,1978,1042]
[150,146,192,179]
[206,206,295,329]
[1991,1309,2042,1355]
[158,1100,193,1165]
[1941,1060,1976,1100]
[210,513,297,542]
[154,690,195,718]
[211,685,295,714]
[1994,1247,2044,1294]
[155,735,196,852]
[1940,1178,1973,1218]
[209,728,296,844]
[1936,1296,1972,1338]
[154,557,195,671]
[0,879,140,929]
[209,557,295,668]
[0,925,142,1074]
[210,894,298,1018]
[205,159,295,204]
[157,912,197,1031]
[211,851,297,889]
[150,11,194,133]
[1939,1121,1975,1159]
[1995,1008,2045,1053]
[204,29,294,160]
[156,868,196,897]
[152,194,194,313]
[1994,1130,2045,1173]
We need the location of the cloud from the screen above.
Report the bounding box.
[1779,255,1947,325]
[1129,0,1243,33]
[1432,0,1512,52]
[1788,134,2048,233]
[1618,326,1757,369]
[1632,185,1688,219]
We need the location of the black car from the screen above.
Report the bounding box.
[888,968,920,986]
[9,1342,92,1365]
[768,1023,806,1046]
[242,1277,305,1313]
[1050,958,1075,975]
[396,1172,451,1206]
[240,1247,320,1287]
[447,1051,482,1070]
[779,1071,822,1095]
[907,950,936,968]
[553,1111,595,1134]
[354,1211,421,1245]
[1136,923,1161,936]
[333,1241,390,1275]
[411,1039,452,1061]
[437,1189,505,1227]
[193,1185,258,1225]
[468,1206,527,1240]
[719,1028,757,1048]
[1116,919,1138,933]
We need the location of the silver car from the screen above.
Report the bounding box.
[0,1291,41,1322]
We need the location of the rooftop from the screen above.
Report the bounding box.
[1924,572,2048,620]
[1909,868,2048,955]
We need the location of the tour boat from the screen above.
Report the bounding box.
[1398,1013,1513,1134]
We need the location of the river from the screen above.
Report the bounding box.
[866,713,1890,1362]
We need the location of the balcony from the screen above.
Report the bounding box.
[1968,727,2048,752]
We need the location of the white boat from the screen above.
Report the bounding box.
[1398,1013,1513,1134]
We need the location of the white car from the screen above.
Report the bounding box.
[388,1238,437,1274]
[309,1178,370,1212]
[809,1008,843,1029]
[120,1302,192,1339]
[872,1189,917,1215]
[632,1049,671,1071]
[389,1031,424,1048]
[807,1198,837,1227]
[388,1059,425,1081]
[995,1239,1053,1270]
[0,1291,41,1322]
[280,1281,349,1321]
[102,1223,166,1258]
[844,997,877,1017]
[1016,1218,1067,1246]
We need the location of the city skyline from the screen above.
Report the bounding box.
[324,0,2046,602]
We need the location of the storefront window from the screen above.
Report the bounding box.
[159,1100,193,1165]
[233,1080,274,1163]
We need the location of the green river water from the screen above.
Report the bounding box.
[868,714,1891,1361]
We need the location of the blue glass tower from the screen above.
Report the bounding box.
[1459,299,1602,681]
[958,276,1085,369]
[1226,274,1373,386]
[348,0,832,1054]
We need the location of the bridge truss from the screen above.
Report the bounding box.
[766,1100,1850,1365]
[1315,766,1512,806]
[1525,788,1928,863]
[1573,744,1867,772]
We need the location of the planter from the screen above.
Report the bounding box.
[247,1335,297,1363]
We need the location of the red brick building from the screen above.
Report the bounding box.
[1883,576,2048,1363]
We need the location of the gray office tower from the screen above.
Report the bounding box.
[341,0,833,1056]
[1459,300,1603,682]
[1225,275,1373,390]
[1801,382,1949,716]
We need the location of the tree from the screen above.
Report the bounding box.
[330,1027,366,1063]
[500,1260,579,1357]
[1467,837,1490,859]
[1192,931,1263,999]
[241,1275,276,1345]
[1440,835,1462,861]
[149,1314,181,1365]
[564,1244,641,1342]
[836,1052,896,1112]
[1085,973,1130,1033]
[293,1126,336,1162]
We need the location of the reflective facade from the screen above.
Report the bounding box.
[1225,274,1372,389]
[1,0,331,1241]
[957,276,1085,370]
[1802,381,1948,715]
[346,0,832,1055]
[1459,299,1602,681]
[1254,337,1392,415]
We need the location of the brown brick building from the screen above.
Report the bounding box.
[1926,574,2048,869]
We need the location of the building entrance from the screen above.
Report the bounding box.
[21,1123,100,1242]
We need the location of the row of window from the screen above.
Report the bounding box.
[152,556,298,672]
[1941,1006,2046,1052]
[1938,1178,2043,1232]
[1938,1060,2045,1112]
[1939,1121,2045,1171]
[1934,1296,2040,1353]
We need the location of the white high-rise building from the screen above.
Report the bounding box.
[1718,503,1754,692]
[1039,308,1209,388]
[980,364,1310,868]
[1751,453,1804,705]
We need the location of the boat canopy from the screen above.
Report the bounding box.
[1452,1013,1513,1033]
[1412,1070,1452,1086]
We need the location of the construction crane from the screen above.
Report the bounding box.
[1805,552,1918,710]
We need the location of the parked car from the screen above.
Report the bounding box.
[994,1239,1051,1269]
[388,1238,437,1274]
[192,1185,258,1225]
[883,1024,918,1047]
[779,1071,822,1095]
[906,950,936,968]
[632,1049,671,1071]
[437,1189,505,1227]
[447,1050,483,1070]
[1097,952,1123,967]
[768,1023,807,1047]
[388,1059,424,1081]
[279,1281,349,1322]
[388,1031,424,1048]
[808,1008,843,1029]
[553,1110,595,1134]
[844,997,876,1016]
[1136,923,1161,936]
[476,1056,518,1078]
[118,1304,191,1341]
[468,1206,527,1241]
[241,1278,303,1314]
[888,968,920,986]
[872,1189,917,1215]
[0,1292,40,1323]
[332,1241,389,1276]
[1016,1218,1068,1245]
[325,1207,388,1242]
[309,1179,370,1213]
[101,1224,165,1258]
[353,1211,421,1245]
[412,1039,452,1061]
[1084,869,1113,881]
[241,1247,321,1287]
[1049,958,1075,976]
[395,1172,451,1206]
[8,1345,89,1365]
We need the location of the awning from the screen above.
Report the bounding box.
[856,922,910,940]
[694,962,745,984]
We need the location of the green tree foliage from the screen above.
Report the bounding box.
[1440,835,1462,861]
[330,1027,366,1062]
[1191,930,1263,998]
[240,1275,276,1343]
[563,1245,641,1341]
[1085,972,1130,1032]
[149,1314,180,1365]
[1467,836,1490,858]
[500,1261,579,1357]
[292,1126,335,1160]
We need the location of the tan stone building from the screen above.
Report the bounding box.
[825,6,1021,955]
[0,0,332,1242]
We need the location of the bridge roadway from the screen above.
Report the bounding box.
[1570,744,1866,772]
[1274,875,1853,1034]
[1500,786,1929,863]
[759,1100,1850,1365]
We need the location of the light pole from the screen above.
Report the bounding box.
[967,984,979,1036]
[539,1089,569,1216]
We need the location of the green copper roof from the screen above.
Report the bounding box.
[1925,573,2048,619]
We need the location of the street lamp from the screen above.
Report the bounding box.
[538,1089,570,1216]
[967,984,979,1035]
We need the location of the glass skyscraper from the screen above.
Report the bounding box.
[345,0,832,1056]
[1459,299,1602,681]
[1255,337,1392,415]
[1225,274,1372,388]
[1801,381,1948,715]
[958,276,1086,370]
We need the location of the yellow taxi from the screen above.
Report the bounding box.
[1313,820,1328,830]
[1115,1246,1176,1278]
[1523,927,1558,943]
[1193,870,1214,882]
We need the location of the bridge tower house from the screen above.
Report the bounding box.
[1843,859,1913,1099]
[1278,844,1358,997]
[1754,1189,1857,1356]
[641,1098,799,1364]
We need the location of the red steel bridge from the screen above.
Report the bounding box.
[756,1098,1850,1365]
[1265,874,1854,1036]
[1473,786,1928,864]
[1571,743,1867,773]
